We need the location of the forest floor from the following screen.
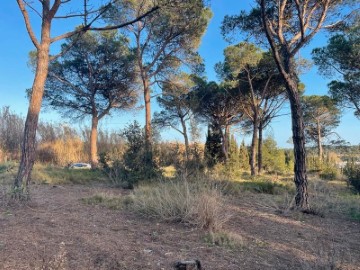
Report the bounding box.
[0,182,359,270]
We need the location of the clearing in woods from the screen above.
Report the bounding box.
[0,184,359,270]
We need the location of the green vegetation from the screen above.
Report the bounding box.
[81,193,126,210]
[343,163,360,193]
[30,164,107,185]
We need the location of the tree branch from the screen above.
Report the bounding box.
[17,0,40,49]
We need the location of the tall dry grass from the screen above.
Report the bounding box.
[37,138,86,166]
[131,180,230,232]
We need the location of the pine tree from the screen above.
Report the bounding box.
[239,140,250,171]
[228,134,240,171]
[204,124,224,167]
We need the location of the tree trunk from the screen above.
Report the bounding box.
[143,79,152,153]
[219,125,229,163]
[262,34,309,208]
[257,121,263,174]
[225,125,230,156]
[317,120,323,162]
[14,42,50,190]
[250,117,258,176]
[90,115,99,169]
[287,78,309,209]
[180,116,190,162]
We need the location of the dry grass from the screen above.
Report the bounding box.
[203,230,244,250]
[81,192,127,210]
[131,180,230,232]
[252,176,360,222]
[1,183,360,269]
[306,177,360,221]
[35,242,68,270]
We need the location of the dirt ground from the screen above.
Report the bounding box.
[0,184,359,270]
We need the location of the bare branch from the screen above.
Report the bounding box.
[17,0,40,49]
[49,0,62,19]
[88,5,160,31]
[277,0,288,45]
[23,0,42,18]
[49,32,84,61]
[290,1,329,57]
[50,4,159,44]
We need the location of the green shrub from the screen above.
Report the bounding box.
[103,160,138,189]
[220,179,292,196]
[0,162,16,173]
[343,163,360,193]
[81,193,126,210]
[319,166,339,180]
[121,121,161,181]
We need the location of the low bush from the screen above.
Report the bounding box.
[102,160,137,189]
[343,163,360,193]
[81,192,126,210]
[220,178,292,196]
[131,180,229,232]
[203,231,243,249]
[319,166,340,181]
[0,162,17,185]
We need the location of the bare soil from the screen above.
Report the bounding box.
[0,184,359,270]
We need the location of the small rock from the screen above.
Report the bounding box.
[173,259,202,270]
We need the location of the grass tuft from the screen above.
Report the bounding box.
[203,231,244,250]
[81,192,127,210]
[130,180,229,232]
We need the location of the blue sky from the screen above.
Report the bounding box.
[0,0,359,147]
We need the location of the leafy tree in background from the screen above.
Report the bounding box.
[15,0,160,193]
[44,31,137,168]
[190,79,243,162]
[302,95,341,162]
[227,134,242,173]
[222,0,355,209]
[217,43,286,175]
[239,140,250,171]
[204,124,224,167]
[106,0,212,159]
[0,107,24,161]
[122,121,160,184]
[312,22,360,118]
[152,73,194,162]
[262,136,287,174]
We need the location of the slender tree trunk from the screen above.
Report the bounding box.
[225,125,230,156]
[180,116,190,162]
[219,125,229,163]
[14,42,50,190]
[317,121,323,162]
[143,78,152,153]
[90,115,99,169]
[250,117,258,176]
[286,76,308,209]
[258,121,263,174]
[261,11,309,208]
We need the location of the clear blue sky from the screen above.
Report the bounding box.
[0,0,359,147]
